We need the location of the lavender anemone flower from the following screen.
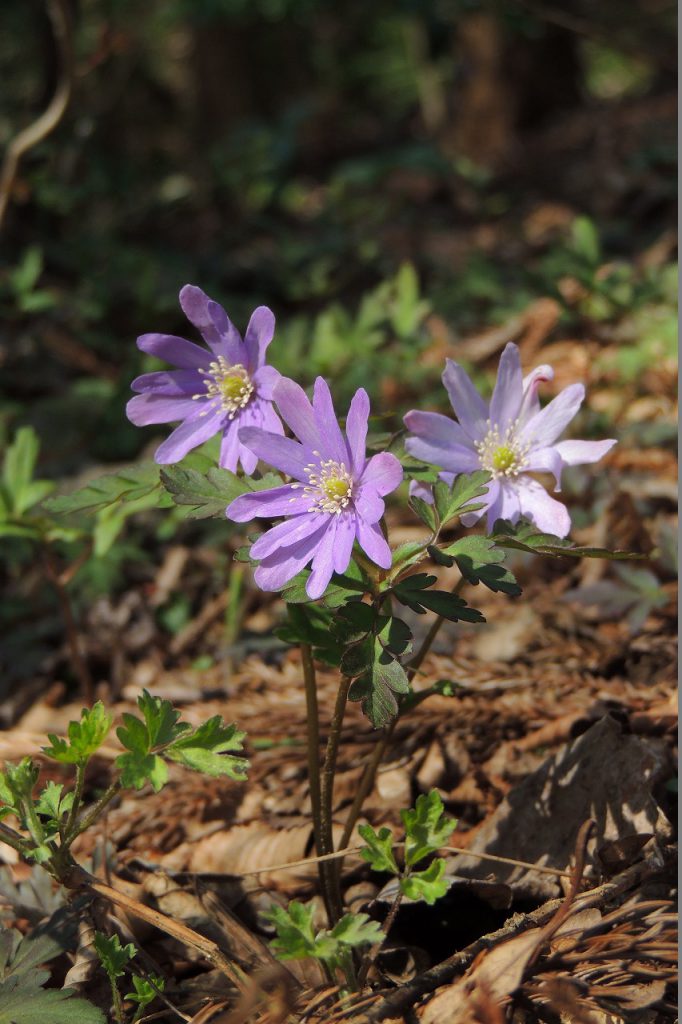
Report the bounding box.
[227,377,403,599]
[404,343,616,537]
[127,285,283,472]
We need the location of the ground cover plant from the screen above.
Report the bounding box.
[0,2,677,1022]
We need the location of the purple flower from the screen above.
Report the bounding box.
[404,343,616,537]
[127,285,283,472]
[227,377,403,599]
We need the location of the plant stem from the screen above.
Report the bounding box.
[63,760,86,842]
[300,643,335,924]
[43,545,93,704]
[357,888,403,987]
[406,575,465,679]
[71,779,121,841]
[320,674,352,925]
[0,821,29,853]
[110,976,124,1024]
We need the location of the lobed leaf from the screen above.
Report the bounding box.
[358,824,399,875]
[400,858,450,905]
[401,790,456,867]
[43,702,112,765]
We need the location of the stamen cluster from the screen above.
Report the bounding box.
[195,358,254,418]
[474,419,531,479]
[291,454,353,514]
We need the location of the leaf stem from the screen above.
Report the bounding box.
[63,760,86,842]
[357,888,403,987]
[406,575,465,678]
[70,779,121,841]
[320,674,352,925]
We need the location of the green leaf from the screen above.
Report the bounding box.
[276,604,342,666]
[329,912,384,949]
[0,982,105,1024]
[1,759,39,809]
[135,690,188,748]
[116,752,168,792]
[161,465,251,518]
[165,718,248,780]
[491,517,644,560]
[433,472,492,528]
[332,601,378,643]
[35,782,74,823]
[358,824,399,875]
[390,540,427,573]
[43,703,112,765]
[93,932,135,981]
[409,495,437,531]
[279,562,367,606]
[572,215,600,265]
[393,575,485,623]
[267,901,317,960]
[45,462,162,516]
[349,652,410,729]
[124,973,165,1015]
[401,790,456,867]
[435,535,521,596]
[1,428,55,518]
[340,635,375,677]
[377,616,413,657]
[400,858,450,905]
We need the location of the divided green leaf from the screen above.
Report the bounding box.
[348,653,410,729]
[393,574,485,623]
[267,901,381,968]
[165,718,248,779]
[401,790,456,867]
[434,535,521,596]
[45,463,162,516]
[491,517,644,561]
[94,932,135,981]
[358,824,399,875]
[43,702,112,764]
[400,858,450,905]
[433,471,492,528]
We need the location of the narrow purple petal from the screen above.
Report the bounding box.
[179,285,242,357]
[130,369,203,396]
[244,306,276,371]
[207,300,247,363]
[515,478,571,537]
[251,512,325,560]
[137,333,208,370]
[253,364,281,401]
[332,514,356,574]
[355,518,391,570]
[153,409,225,464]
[518,364,553,425]
[489,343,523,432]
[259,399,286,435]
[403,410,473,451]
[404,435,481,474]
[313,378,347,466]
[238,443,259,476]
[307,522,338,598]
[523,445,565,489]
[345,388,370,475]
[484,480,521,530]
[553,439,617,465]
[254,523,329,592]
[126,393,201,426]
[219,421,241,472]
[238,427,310,480]
[359,453,403,496]
[227,485,311,522]
[520,383,585,447]
[442,359,489,440]
[273,378,321,450]
[353,487,385,524]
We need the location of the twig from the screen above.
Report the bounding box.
[0,0,73,229]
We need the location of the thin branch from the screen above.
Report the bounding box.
[319,674,352,924]
[0,0,74,230]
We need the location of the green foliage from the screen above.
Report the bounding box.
[430,535,521,596]
[94,932,136,982]
[267,900,383,970]
[357,824,399,875]
[392,573,485,623]
[124,974,165,1021]
[565,564,669,634]
[491,518,645,560]
[432,473,492,529]
[43,702,112,765]
[160,465,281,518]
[399,858,450,905]
[401,790,456,867]
[116,690,248,791]
[0,923,104,1024]
[275,603,342,665]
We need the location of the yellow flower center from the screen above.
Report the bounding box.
[194,358,254,418]
[492,445,516,472]
[474,420,531,479]
[290,456,354,514]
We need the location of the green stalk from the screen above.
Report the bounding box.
[62,760,86,842]
[69,779,121,842]
[319,674,352,925]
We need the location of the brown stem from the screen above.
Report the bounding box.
[0,0,73,229]
[43,546,93,703]
[406,575,465,679]
[319,674,352,924]
[357,889,403,987]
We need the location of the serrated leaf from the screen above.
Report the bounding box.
[329,912,383,948]
[43,702,112,765]
[279,563,367,606]
[266,901,317,960]
[409,496,436,531]
[436,535,522,596]
[393,576,485,623]
[433,471,492,528]
[340,635,375,677]
[358,823,399,874]
[0,982,106,1024]
[35,782,74,823]
[135,690,187,748]
[45,463,162,516]
[349,651,410,729]
[400,858,450,905]
[165,718,248,780]
[401,790,456,867]
[491,517,644,560]
[390,540,426,572]
[160,465,249,519]
[377,616,413,657]
[116,752,168,792]
[124,973,165,1010]
[94,932,135,980]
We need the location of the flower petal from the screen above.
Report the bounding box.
[485,479,521,530]
[153,409,225,464]
[307,521,339,598]
[253,364,281,401]
[250,512,326,560]
[227,484,311,522]
[130,369,203,396]
[353,487,385,524]
[238,427,310,480]
[126,393,201,426]
[254,523,329,592]
[553,438,617,465]
[345,388,370,475]
[273,378,321,449]
[219,421,241,472]
[515,478,571,537]
[179,285,242,357]
[359,453,403,496]
[403,410,473,451]
[524,445,565,490]
[332,514,356,574]
[489,343,523,432]
[244,306,276,370]
[442,359,489,440]
[404,435,480,474]
[137,333,209,370]
[313,377,347,465]
[520,383,585,447]
[355,518,391,569]
[519,364,554,425]
[207,300,247,363]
